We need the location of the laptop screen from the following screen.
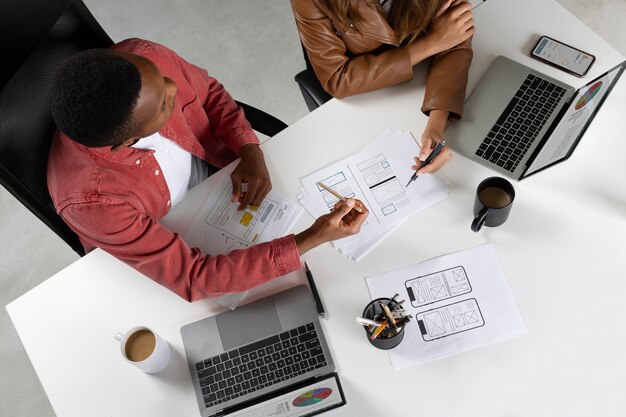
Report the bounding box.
[525,62,625,176]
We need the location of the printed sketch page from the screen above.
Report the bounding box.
[184,164,303,256]
[180,164,302,310]
[365,243,527,369]
[299,130,449,256]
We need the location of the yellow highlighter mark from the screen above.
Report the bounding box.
[240,211,254,227]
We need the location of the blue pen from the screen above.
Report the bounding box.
[405,140,446,187]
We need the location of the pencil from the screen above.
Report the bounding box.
[380,301,397,328]
[316,181,363,213]
[370,319,388,340]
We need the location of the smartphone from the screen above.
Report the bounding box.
[531,36,595,77]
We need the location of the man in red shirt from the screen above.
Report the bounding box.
[47,38,367,302]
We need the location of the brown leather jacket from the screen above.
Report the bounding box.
[291,0,473,118]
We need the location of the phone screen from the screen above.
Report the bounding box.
[532,36,595,76]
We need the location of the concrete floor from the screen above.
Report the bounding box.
[1,0,625,415]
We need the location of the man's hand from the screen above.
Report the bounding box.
[231,144,272,210]
[295,199,369,255]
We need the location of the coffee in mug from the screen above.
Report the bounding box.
[471,177,515,232]
[114,326,171,374]
[478,186,512,209]
[124,329,156,362]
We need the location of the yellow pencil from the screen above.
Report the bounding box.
[369,320,388,340]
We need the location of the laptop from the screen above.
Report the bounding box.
[181,284,346,417]
[445,55,625,179]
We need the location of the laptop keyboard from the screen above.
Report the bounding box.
[475,74,567,172]
[194,323,328,409]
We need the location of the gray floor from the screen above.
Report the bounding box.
[1,0,625,415]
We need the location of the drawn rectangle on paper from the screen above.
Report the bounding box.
[381,204,397,215]
[318,172,347,188]
[370,177,404,205]
[318,172,357,209]
[405,266,471,308]
[357,153,386,172]
[259,203,274,222]
[416,298,485,342]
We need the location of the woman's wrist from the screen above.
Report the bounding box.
[426,109,450,134]
[407,37,440,66]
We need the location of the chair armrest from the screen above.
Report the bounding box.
[294,69,332,112]
[235,101,288,138]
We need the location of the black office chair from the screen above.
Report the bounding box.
[0,0,114,256]
[294,44,332,112]
[0,0,288,257]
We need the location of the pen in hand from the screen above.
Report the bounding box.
[405,140,446,188]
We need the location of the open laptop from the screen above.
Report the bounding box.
[181,284,346,417]
[445,55,625,179]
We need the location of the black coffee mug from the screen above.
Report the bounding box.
[471,177,515,232]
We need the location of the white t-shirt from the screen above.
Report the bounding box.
[132,132,192,206]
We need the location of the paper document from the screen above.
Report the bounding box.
[298,129,449,260]
[185,164,302,255]
[183,164,303,308]
[365,243,527,369]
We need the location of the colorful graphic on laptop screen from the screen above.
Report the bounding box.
[575,80,602,110]
[292,387,333,407]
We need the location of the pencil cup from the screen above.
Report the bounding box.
[362,298,405,350]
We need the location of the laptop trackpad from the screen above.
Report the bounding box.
[216,297,282,351]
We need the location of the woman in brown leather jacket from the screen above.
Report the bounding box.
[291,0,474,173]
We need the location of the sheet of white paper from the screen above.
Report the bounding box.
[365,243,527,369]
[185,164,303,255]
[297,186,317,218]
[182,164,303,309]
[333,220,401,261]
[299,129,449,260]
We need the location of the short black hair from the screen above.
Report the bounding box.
[50,49,142,147]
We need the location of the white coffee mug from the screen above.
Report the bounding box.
[114,326,171,374]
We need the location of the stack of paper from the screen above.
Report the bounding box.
[298,129,449,261]
[184,163,303,255]
[182,163,303,308]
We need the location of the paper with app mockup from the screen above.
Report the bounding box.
[365,243,527,369]
[298,129,449,261]
[182,163,302,309]
[184,163,302,257]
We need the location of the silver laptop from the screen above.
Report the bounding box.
[446,55,625,179]
[181,284,345,417]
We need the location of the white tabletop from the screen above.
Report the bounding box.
[7,0,626,416]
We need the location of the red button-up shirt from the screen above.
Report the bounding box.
[47,39,302,301]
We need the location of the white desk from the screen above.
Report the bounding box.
[7,0,626,416]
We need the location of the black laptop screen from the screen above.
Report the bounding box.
[524,62,625,176]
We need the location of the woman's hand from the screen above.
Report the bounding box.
[426,0,475,55]
[414,110,452,175]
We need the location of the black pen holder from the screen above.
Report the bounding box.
[362,297,405,350]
